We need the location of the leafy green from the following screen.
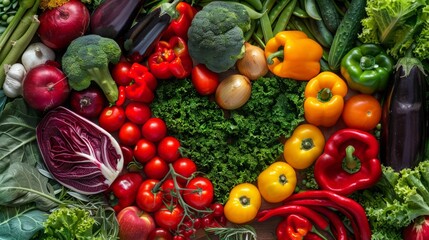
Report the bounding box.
[0,205,48,240]
[151,77,305,202]
[358,0,429,60]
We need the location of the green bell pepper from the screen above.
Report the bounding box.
[340,44,394,94]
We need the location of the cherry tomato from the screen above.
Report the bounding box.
[136,179,163,212]
[148,227,173,240]
[183,176,214,210]
[191,64,219,95]
[342,94,382,131]
[158,136,181,163]
[210,202,224,218]
[141,117,168,143]
[112,61,133,86]
[154,204,184,230]
[144,156,169,180]
[98,105,126,132]
[120,145,134,166]
[173,236,186,240]
[161,178,183,201]
[125,102,152,125]
[134,138,157,163]
[172,158,197,185]
[119,122,141,146]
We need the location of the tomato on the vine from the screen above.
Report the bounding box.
[172,158,197,185]
[98,105,126,132]
[118,122,141,146]
[141,117,168,143]
[342,94,382,131]
[148,228,173,240]
[144,156,169,180]
[158,136,181,163]
[134,138,157,163]
[136,179,163,212]
[125,102,152,125]
[210,202,224,218]
[191,64,219,95]
[154,204,184,230]
[161,178,183,201]
[183,176,214,210]
[112,61,133,86]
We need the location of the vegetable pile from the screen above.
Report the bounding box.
[0,0,428,239]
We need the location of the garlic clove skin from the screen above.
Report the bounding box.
[3,63,26,98]
[21,42,56,71]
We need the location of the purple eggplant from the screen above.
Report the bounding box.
[90,0,144,40]
[380,57,428,171]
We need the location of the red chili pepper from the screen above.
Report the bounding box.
[162,2,198,40]
[312,207,348,240]
[148,36,193,79]
[314,128,382,196]
[304,232,324,240]
[125,63,155,103]
[115,85,126,107]
[286,214,312,239]
[108,172,144,213]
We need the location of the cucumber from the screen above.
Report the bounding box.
[327,0,366,71]
[316,0,341,33]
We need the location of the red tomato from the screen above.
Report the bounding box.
[183,176,214,210]
[144,156,169,180]
[154,204,184,230]
[134,138,157,163]
[112,61,133,86]
[172,158,197,185]
[141,117,168,143]
[191,64,219,95]
[157,136,181,163]
[161,178,183,201]
[125,102,152,125]
[98,105,126,132]
[210,202,224,218]
[136,179,163,212]
[120,145,134,166]
[118,122,141,146]
[148,228,173,240]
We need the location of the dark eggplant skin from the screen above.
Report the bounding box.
[122,7,171,61]
[380,59,428,171]
[90,0,144,40]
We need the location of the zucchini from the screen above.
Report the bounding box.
[327,0,366,71]
[316,0,341,33]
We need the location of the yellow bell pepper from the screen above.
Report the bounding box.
[224,183,261,224]
[304,71,348,127]
[283,124,325,170]
[264,30,323,81]
[257,161,296,203]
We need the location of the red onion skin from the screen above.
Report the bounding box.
[22,64,70,112]
[403,216,429,240]
[69,87,107,119]
[38,0,90,50]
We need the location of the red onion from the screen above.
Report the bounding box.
[37,0,90,50]
[404,216,429,240]
[69,86,107,119]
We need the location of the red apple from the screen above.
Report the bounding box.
[117,206,156,240]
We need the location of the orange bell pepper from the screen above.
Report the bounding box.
[304,71,348,127]
[264,31,323,81]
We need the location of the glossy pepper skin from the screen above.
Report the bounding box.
[109,173,144,213]
[162,2,198,41]
[125,63,156,103]
[224,183,261,224]
[257,162,297,203]
[264,31,323,81]
[148,36,193,79]
[304,71,348,127]
[314,128,382,196]
[286,214,312,239]
[341,44,394,94]
[283,124,325,170]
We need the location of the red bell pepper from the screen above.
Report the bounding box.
[286,214,312,239]
[148,36,193,79]
[162,1,198,40]
[109,172,144,213]
[125,63,156,103]
[314,128,382,196]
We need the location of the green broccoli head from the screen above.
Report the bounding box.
[62,34,121,103]
[187,1,251,73]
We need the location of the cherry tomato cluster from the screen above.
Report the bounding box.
[98,61,227,239]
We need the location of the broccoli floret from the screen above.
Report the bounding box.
[62,34,121,103]
[187,1,251,73]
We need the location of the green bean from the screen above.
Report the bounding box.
[292,5,309,18]
[268,0,291,24]
[272,0,297,35]
[242,0,263,11]
[251,32,265,49]
[260,11,273,43]
[304,0,321,20]
[253,0,276,43]
[244,19,257,42]
[289,16,316,40]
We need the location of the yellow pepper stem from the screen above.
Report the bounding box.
[317,88,333,102]
[239,196,251,206]
[301,138,314,150]
[267,50,284,65]
[279,174,288,185]
[342,145,361,174]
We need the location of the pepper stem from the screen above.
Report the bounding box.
[301,138,314,150]
[342,145,361,174]
[317,88,332,102]
[360,56,376,70]
[267,50,284,65]
[239,196,251,206]
[279,174,288,185]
